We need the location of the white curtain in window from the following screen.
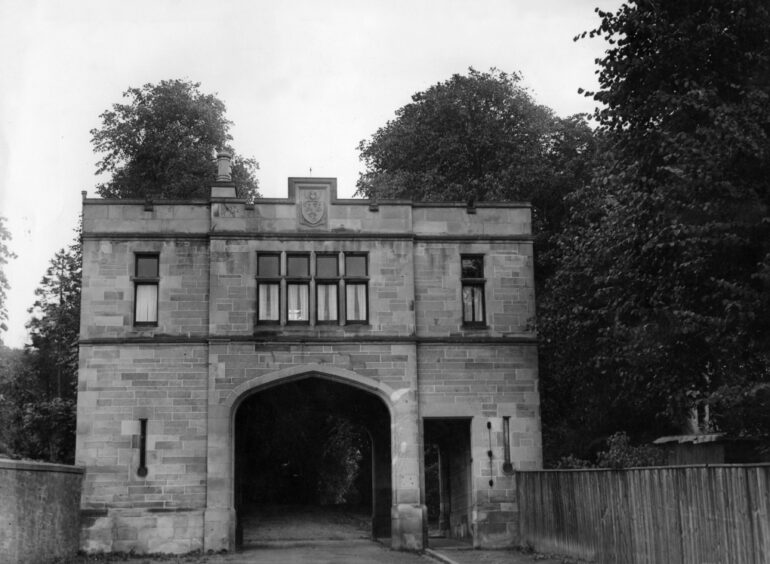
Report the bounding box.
[462,286,473,321]
[318,284,338,321]
[288,284,308,321]
[136,284,158,323]
[462,285,483,322]
[346,283,367,321]
[259,284,279,320]
[472,286,483,322]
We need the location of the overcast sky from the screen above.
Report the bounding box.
[0,0,621,348]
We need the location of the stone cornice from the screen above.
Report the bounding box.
[82,198,532,209]
[82,232,209,241]
[81,231,534,243]
[79,334,538,346]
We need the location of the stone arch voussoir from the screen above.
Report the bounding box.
[225,363,397,414]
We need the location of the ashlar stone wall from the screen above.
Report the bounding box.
[77,179,541,553]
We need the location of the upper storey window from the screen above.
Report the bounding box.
[286,254,310,323]
[316,254,339,323]
[257,253,280,323]
[134,254,159,326]
[461,255,485,326]
[345,254,368,323]
[255,251,368,326]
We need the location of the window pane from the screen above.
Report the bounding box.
[472,286,484,322]
[287,255,309,277]
[462,284,484,323]
[316,255,338,278]
[288,283,309,321]
[345,255,367,277]
[136,256,158,278]
[462,285,474,321]
[346,283,367,321]
[317,283,338,321]
[258,255,280,277]
[258,283,279,321]
[461,256,483,278]
[136,284,158,323]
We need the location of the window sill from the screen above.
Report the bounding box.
[462,324,489,330]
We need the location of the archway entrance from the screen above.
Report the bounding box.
[233,376,392,546]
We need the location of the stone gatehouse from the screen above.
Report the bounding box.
[76,158,541,553]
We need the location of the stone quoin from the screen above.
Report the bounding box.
[76,159,542,554]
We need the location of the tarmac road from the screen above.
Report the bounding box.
[196,540,427,564]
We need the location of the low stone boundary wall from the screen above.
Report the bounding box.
[0,458,85,564]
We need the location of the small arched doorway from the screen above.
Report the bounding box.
[232,374,392,546]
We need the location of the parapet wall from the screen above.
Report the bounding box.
[0,459,84,564]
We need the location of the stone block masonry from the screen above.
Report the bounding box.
[77,176,541,553]
[0,459,84,564]
[77,344,208,553]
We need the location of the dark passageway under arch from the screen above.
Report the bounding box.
[234,376,392,545]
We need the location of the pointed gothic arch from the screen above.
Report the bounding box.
[204,363,412,550]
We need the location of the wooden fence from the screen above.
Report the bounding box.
[517,465,770,564]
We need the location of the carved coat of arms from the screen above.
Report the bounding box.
[299,189,327,226]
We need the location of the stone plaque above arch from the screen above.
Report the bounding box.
[288,178,337,229]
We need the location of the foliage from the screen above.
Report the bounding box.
[318,417,365,505]
[356,68,600,464]
[92,79,259,201]
[539,0,770,464]
[19,397,76,463]
[0,346,30,456]
[708,382,770,454]
[554,454,595,470]
[357,68,553,201]
[595,432,665,469]
[0,227,81,463]
[555,432,664,469]
[356,67,597,285]
[26,227,82,401]
[0,347,75,463]
[0,217,17,336]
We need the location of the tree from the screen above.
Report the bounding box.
[91,79,260,201]
[539,0,770,463]
[26,225,82,402]
[356,68,597,285]
[356,68,600,464]
[357,68,554,201]
[356,68,595,203]
[0,217,16,337]
[0,346,30,456]
[0,345,76,463]
[0,227,82,463]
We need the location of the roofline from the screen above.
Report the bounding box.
[81,197,532,209]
